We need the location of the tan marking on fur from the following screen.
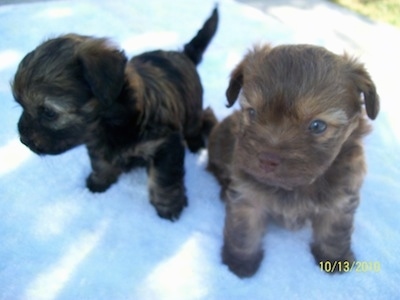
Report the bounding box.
[131,138,166,160]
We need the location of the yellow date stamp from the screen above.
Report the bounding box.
[319,261,381,273]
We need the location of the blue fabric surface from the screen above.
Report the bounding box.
[0,0,399,299]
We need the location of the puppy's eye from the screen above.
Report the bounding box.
[247,108,256,120]
[308,119,327,134]
[40,107,58,121]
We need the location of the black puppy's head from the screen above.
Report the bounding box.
[12,34,127,154]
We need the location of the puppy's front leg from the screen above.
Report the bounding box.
[222,188,267,278]
[311,194,358,273]
[148,132,187,221]
[86,147,122,193]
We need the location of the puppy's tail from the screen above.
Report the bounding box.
[183,6,219,65]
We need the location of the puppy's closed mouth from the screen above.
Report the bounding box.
[19,135,77,155]
[245,168,314,191]
[236,147,320,190]
[19,136,45,155]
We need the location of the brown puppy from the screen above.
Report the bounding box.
[207,44,379,277]
[12,8,218,221]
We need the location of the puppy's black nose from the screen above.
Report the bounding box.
[258,152,281,173]
[18,124,32,148]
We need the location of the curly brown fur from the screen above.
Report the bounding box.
[12,8,219,221]
[207,44,379,277]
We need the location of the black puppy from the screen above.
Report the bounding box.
[12,7,219,221]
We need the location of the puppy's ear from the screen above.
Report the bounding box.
[345,55,380,120]
[78,39,127,106]
[226,61,244,108]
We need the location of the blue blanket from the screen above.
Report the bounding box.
[1,0,399,299]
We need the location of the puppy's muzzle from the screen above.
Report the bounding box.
[17,114,70,155]
[18,121,45,155]
[18,116,36,146]
[258,152,281,173]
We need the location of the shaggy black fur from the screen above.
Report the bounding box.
[12,7,219,221]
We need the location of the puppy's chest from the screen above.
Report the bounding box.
[130,138,165,159]
[242,183,318,230]
[265,191,316,230]
[108,138,166,169]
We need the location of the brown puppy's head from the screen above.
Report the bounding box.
[226,44,379,190]
[12,34,127,154]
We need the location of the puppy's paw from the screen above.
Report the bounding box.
[222,244,264,278]
[311,243,355,274]
[150,190,188,221]
[86,173,114,193]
